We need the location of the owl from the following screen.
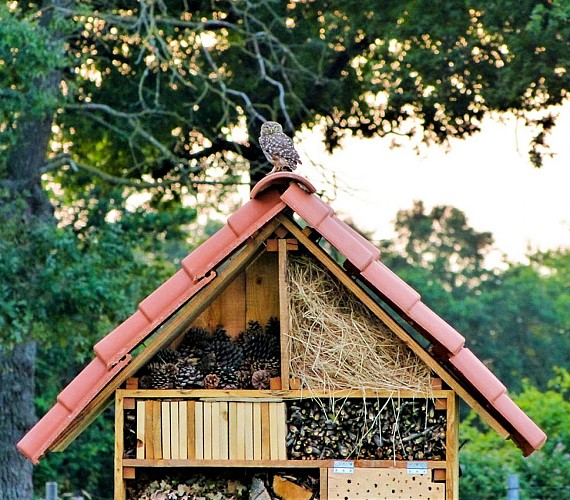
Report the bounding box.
[259,121,302,173]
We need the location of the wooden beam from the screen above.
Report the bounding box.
[446,392,460,499]
[113,392,125,500]
[278,239,290,390]
[276,214,510,438]
[51,219,281,452]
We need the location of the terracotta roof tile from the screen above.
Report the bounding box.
[18,355,130,464]
[250,171,316,199]
[280,182,334,226]
[183,189,285,282]
[449,348,507,403]
[406,302,465,356]
[493,394,547,456]
[360,261,421,313]
[94,273,215,369]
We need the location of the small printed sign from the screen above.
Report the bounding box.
[333,460,355,474]
[407,462,429,475]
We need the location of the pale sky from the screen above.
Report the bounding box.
[295,104,570,264]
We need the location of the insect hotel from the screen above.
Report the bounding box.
[19,173,546,499]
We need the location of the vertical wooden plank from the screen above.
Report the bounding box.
[195,402,204,459]
[144,400,154,459]
[244,402,254,460]
[246,252,280,326]
[261,402,271,460]
[161,402,171,459]
[276,402,287,460]
[170,402,180,459]
[114,393,125,500]
[236,403,246,460]
[320,467,328,500]
[203,402,212,459]
[278,239,290,390]
[269,402,279,460]
[152,401,162,460]
[446,392,460,500]
[211,401,220,460]
[193,273,246,337]
[179,401,188,459]
[229,402,238,460]
[219,401,229,460]
[136,401,145,460]
[252,402,262,460]
[187,401,196,460]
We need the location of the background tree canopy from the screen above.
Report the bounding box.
[1,0,569,497]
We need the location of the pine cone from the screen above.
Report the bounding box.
[236,369,253,389]
[251,357,280,378]
[203,373,221,389]
[175,363,204,389]
[178,326,211,358]
[150,362,178,389]
[151,348,180,365]
[139,374,154,389]
[251,369,271,390]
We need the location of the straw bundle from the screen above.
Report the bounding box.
[287,255,432,394]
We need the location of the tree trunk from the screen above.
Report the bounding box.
[0,343,37,499]
[0,2,64,495]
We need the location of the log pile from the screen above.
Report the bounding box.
[286,398,446,461]
[126,471,318,499]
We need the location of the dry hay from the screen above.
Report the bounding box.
[287,255,432,394]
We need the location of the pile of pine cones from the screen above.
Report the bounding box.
[138,318,280,390]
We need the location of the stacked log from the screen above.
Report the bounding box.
[286,398,446,461]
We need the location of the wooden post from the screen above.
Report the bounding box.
[278,239,290,390]
[114,392,125,500]
[446,392,460,499]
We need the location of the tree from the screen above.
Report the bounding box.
[2,0,569,494]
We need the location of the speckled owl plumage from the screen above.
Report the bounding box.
[259,121,302,173]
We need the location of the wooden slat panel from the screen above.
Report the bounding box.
[179,401,188,460]
[161,402,171,459]
[152,401,162,460]
[187,401,195,460]
[136,401,145,460]
[193,272,246,337]
[170,402,179,459]
[244,402,254,460]
[211,401,220,460]
[195,402,204,460]
[246,252,279,326]
[261,402,271,460]
[203,402,212,460]
[236,403,246,460]
[276,403,287,460]
[144,400,154,459]
[253,402,262,460]
[228,402,238,460]
[219,402,229,460]
[269,403,279,460]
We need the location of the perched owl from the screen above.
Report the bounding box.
[259,121,302,173]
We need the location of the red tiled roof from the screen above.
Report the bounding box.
[18,173,546,464]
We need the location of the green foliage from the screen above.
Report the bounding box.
[0,190,191,354]
[460,369,570,499]
[0,3,66,152]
